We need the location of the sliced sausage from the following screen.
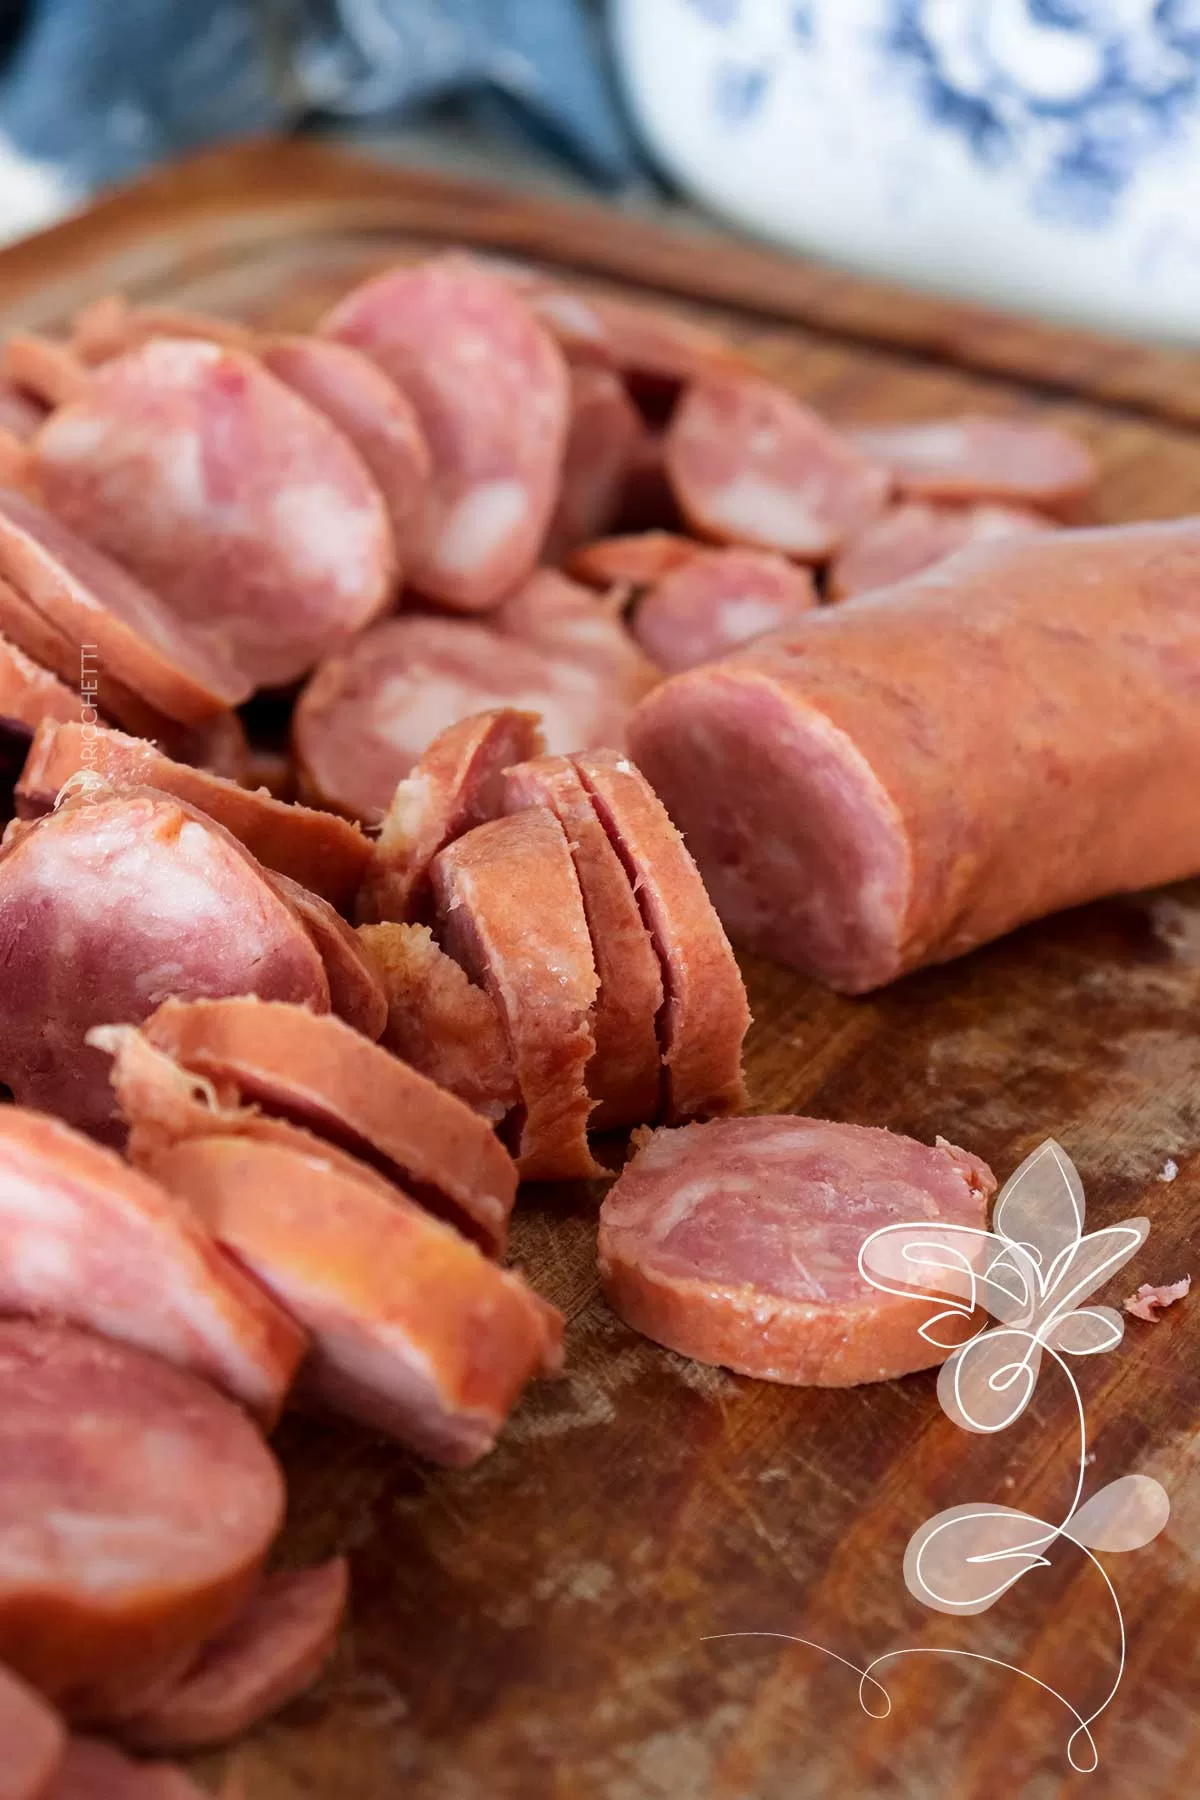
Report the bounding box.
[850,414,1095,511]
[0,1663,65,1800]
[431,808,603,1181]
[0,633,77,736]
[0,1105,305,1425]
[599,1118,995,1384]
[266,872,387,1040]
[0,486,250,726]
[627,519,1200,991]
[358,922,520,1125]
[0,785,330,1135]
[145,1135,563,1463]
[293,615,635,825]
[828,500,1054,600]
[0,1320,285,1719]
[117,1560,348,1753]
[45,1739,207,1800]
[15,718,371,908]
[632,546,818,672]
[572,751,749,1122]
[1,336,89,410]
[322,255,569,609]
[494,568,659,700]
[358,708,545,925]
[141,996,517,1255]
[258,335,432,566]
[543,365,643,562]
[30,339,397,687]
[568,531,698,592]
[501,756,663,1131]
[665,376,890,559]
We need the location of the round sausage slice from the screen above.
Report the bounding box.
[0,1106,306,1425]
[850,415,1095,510]
[828,500,1053,600]
[494,569,658,700]
[572,751,749,1123]
[31,338,397,687]
[15,718,372,910]
[0,486,250,726]
[665,376,890,560]
[141,996,518,1255]
[144,1135,564,1464]
[45,1739,207,1799]
[568,531,698,592]
[265,872,388,1041]
[322,255,569,610]
[293,615,635,825]
[542,365,643,562]
[598,1118,996,1385]
[0,632,77,736]
[632,547,818,672]
[0,1664,64,1800]
[258,335,432,567]
[0,786,330,1136]
[0,1320,285,1720]
[501,755,663,1132]
[358,708,545,925]
[358,923,519,1125]
[431,809,603,1181]
[117,1560,348,1753]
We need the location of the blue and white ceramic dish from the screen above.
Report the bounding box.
[611,0,1200,339]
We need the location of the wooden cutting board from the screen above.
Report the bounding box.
[4,140,1198,1800]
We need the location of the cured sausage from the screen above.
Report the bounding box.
[45,1739,206,1800]
[628,519,1200,991]
[828,500,1053,600]
[0,785,330,1135]
[0,634,77,736]
[598,1118,995,1385]
[357,923,519,1125]
[293,615,635,825]
[30,338,396,687]
[15,718,372,908]
[542,365,642,562]
[567,531,698,592]
[851,414,1095,511]
[258,336,432,566]
[431,808,603,1181]
[141,996,518,1255]
[0,487,250,727]
[501,756,663,1131]
[632,547,818,672]
[0,1106,305,1425]
[0,336,89,410]
[0,1663,64,1800]
[572,751,749,1122]
[144,1135,563,1464]
[321,255,569,609]
[664,376,890,559]
[494,569,659,700]
[117,1560,348,1753]
[358,708,545,925]
[265,872,388,1040]
[0,1320,285,1719]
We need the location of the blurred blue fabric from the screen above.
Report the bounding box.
[0,0,639,193]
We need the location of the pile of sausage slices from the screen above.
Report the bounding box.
[0,254,1101,1794]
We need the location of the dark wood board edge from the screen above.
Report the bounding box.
[2,137,1200,429]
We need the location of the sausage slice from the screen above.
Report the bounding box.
[0,632,77,736]
[572,751,749,1122]
[141,996,517,1255]
[0,1663,65,1800]
[828,499,1053,600]
[543,365,643,561]
[0,1321,285,1720]
[599,1118,996,1385]
[431,809,603,1181]
[632,546,817,672]
[263,873,387,1040]
[116,1560,348,1753]
[567,531,698,592]
[145,1135,563,1464]
[850,414,1095,511]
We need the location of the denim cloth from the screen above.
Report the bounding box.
[0,0,638,193]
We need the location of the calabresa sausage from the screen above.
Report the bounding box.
[629,519,1200,991]
[850,414,1095,511]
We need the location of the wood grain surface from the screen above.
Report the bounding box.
[4,142,1197,1800]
